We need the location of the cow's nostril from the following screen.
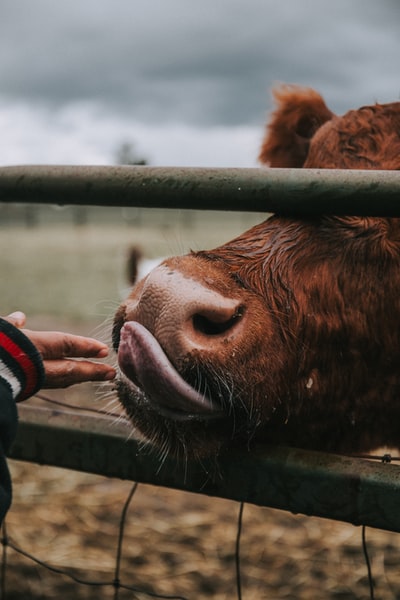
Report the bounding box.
[192,307,244,336]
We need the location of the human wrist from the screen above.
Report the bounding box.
[0,318,45,401]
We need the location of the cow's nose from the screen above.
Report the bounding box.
[130,264,246,354]
[190,304,244,337]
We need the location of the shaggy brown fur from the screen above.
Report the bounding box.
[259,84,400,169]
[258,84,334,167]
[114,85,400,459]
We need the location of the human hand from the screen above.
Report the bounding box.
[4,312,115,388]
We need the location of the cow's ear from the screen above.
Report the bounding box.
[259,84,334,168]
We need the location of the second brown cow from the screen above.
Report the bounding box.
[113,85,400,460]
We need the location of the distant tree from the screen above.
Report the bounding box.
[115,141,148,166]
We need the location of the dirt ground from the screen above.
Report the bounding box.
[3,365,400,600]
[3,458,400,600]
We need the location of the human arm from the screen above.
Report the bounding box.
[4,312,115,389]
[0,316,45,522]
[0,313,116,522]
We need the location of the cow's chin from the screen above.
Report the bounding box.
[117,321,227,421]
[118,370,225,423]
[115,320,238,459]
[116,377,235,461]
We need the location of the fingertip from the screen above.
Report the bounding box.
[96,364,116,381]
[96,347,110,358]
[104,368,116,381]
[5,311,27,328]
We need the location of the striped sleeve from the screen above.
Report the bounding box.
[0,318,45,402]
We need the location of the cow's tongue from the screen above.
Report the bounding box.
[118,321,222,419]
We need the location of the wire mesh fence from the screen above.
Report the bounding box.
[10,397,400,534]
[2,167,400,597]
[1,481,192,600]
[2,392,400,599]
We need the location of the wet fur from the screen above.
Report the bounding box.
[114,84,400,459]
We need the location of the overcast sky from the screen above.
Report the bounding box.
[0,0,399,167]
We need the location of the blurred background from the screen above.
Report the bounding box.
[1,0,399,321]
[1,0,399,168]
[1,2,400,598]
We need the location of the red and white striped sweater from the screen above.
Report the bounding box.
[0,318,44,522]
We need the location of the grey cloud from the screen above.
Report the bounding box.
[1,0,399,127]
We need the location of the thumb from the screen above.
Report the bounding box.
[3,311,27,328]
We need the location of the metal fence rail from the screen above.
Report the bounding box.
[3,165,400,534]
[1,165,400,215]
[10,404,400,534]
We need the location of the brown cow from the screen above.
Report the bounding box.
[113,85,400,460]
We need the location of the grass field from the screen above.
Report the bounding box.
[3,209,400,598]
[0,208,262,321]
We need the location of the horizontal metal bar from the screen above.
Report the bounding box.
[1,165,400,215]
[9,404,400,532]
